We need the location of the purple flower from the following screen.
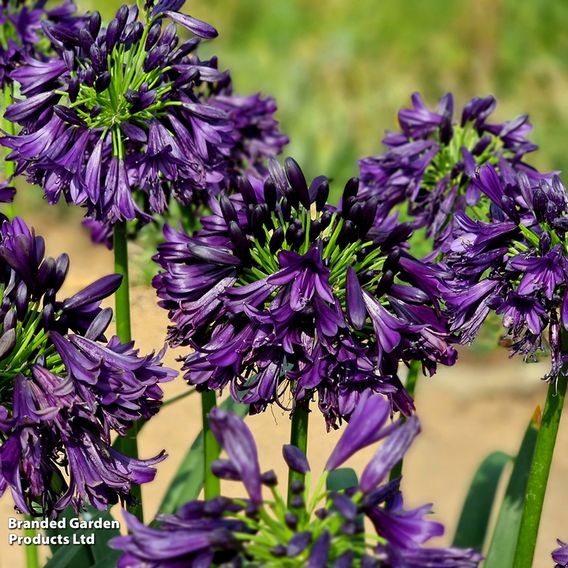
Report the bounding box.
[2,2,287,237]
[0,0,80,91]
[359,92,547,247]
[444,164,568,382]
[153,158,456,428]
[553,539,568,567]
[0,217,175,516]
[111,397,481,566]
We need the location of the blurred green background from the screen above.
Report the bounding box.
[84,0,568,187]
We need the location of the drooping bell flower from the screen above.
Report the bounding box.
[359,92,547,247]
[1,1,287,238]
[153,157,456,428]
[110,395,482,567]
[0,216,175,516]
[444,164,568,382]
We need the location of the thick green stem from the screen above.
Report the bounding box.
[112,221,143,521]
[201,390,220,499]
[24,516,39,568]
[513,373,567,567]
[287,402,310,508]
[389,361,421,482]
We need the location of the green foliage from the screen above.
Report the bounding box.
[453,450,511,550]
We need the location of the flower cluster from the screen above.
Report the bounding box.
[110,393,482,567]
[153,157,456,428]
[359,92,544,246]
[0,0,80,90]
[1,0,286,236]
[553,540,568,568]
[443,164,568,381]
[0,216,175,516]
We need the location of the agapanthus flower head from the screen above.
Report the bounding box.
[553,539,568,567]
[444,163,568,382]
[1,1,286,234]
[0,216,175,516]
[359,92,546,246]
[0,0,79,90]
[110,393,482,567]
[153,157,456,428]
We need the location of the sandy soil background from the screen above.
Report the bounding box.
[0,211,566,568]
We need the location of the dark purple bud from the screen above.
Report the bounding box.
[120,122,147,143]
[280,197,291,221]
[203,496,232,517]
[309,219,321,241]
[473,136,492,156]
[314,508,329,520]
[533,188,547,221]
[173,67,199,88]
[228,221,251,265]
[90,105,102,118]
[68,78,79,102]
[286,532,311,558]
[330,492,357,521]
[308,531,331,568]
[85,307,113,340]
[15,282,28,319]
[320,210,332,229]
[37,257,55,293]
[63,50,75,70]
[219,195,238,225]
[314,178,330,211]
[338,220,356,246]
[63,274,122,311]
[269,228,284,254]
[82,66,95,87]
[159,23,177,47]
[540,232,551,255]
[105,19,120,51]
[122,22,144,48]
[263,180,277,209]
[272,545,287,558]
[164,10,218,39]
[0,328,16,360]
[115,4,129,29]
[343,177,359,203]
[346,267,366,330]
[290,480,305,495]
[144,45,169,72]
[285,157,311,209]
[245,503,259,518]
[3,309,16,331]
[146,22,162,50]
[42,303,55,329]
[95,71,111,93]
[90,44,108,74]
[382,224,413,249]
[53,106,86,127]
[376,270,395,296]
[211,459,241,481]
[282,445,310,474]
[79,28,94,53]
[238,177,257,205]
[88,11,102,38]
[261,470,278,486]
[169,38,200,61]
[285,512,298,530]
[208,528,238,550]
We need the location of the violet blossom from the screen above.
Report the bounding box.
[359,92,546,246]
[443,163,568,382]
[153,157,456,428]
[110,393,482,567]
[553,539,568,567]
[1,0,287,239]
[0,216,175,516]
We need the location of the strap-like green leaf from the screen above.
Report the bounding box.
[157,397,249,516]
[452,450,511,550]
[44,544,92,568]
[484,410,540,567]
